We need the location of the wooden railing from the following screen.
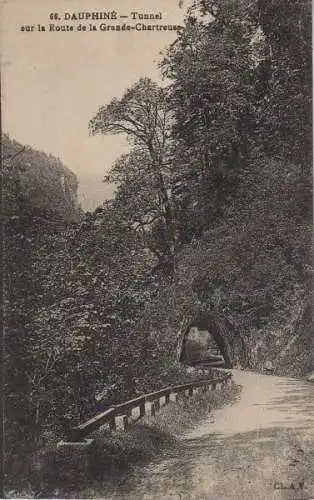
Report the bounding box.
[67,371,232,442]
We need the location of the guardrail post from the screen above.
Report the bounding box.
[115,415,129,431]
[154,399,160,412]
[145,402,155,417]
[169,392,179,402]
[165,391,170,404]
[131,406,141,419]
[139,400,146,418]
[108,416,116,431]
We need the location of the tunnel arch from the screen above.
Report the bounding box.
[178,312,234,368]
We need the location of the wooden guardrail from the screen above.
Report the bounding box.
[67,371,232,442]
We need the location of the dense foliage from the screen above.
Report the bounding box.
[3,136,80,487]
[3,0,312,494]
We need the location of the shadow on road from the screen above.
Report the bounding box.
[117,424,314,500]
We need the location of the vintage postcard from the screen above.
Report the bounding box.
[1,0,313,498]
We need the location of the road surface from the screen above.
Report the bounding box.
[115,370,314,500]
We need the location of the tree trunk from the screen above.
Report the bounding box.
[148,143,177,277]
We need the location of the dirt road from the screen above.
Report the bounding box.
[115,370,314,500]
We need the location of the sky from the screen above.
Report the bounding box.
[1,0,187,210]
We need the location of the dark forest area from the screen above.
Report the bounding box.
[2,0,312,495]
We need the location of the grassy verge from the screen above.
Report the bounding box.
[4,364,223,498]
[50,380,241,499]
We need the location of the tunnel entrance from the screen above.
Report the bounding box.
[179,313,234,368]
[183,327,224,366]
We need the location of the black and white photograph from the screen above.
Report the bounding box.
[0,0,313,498]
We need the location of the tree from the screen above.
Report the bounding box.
[89,77,178,275]
[256,0,312,169]
[161,1,257,238]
